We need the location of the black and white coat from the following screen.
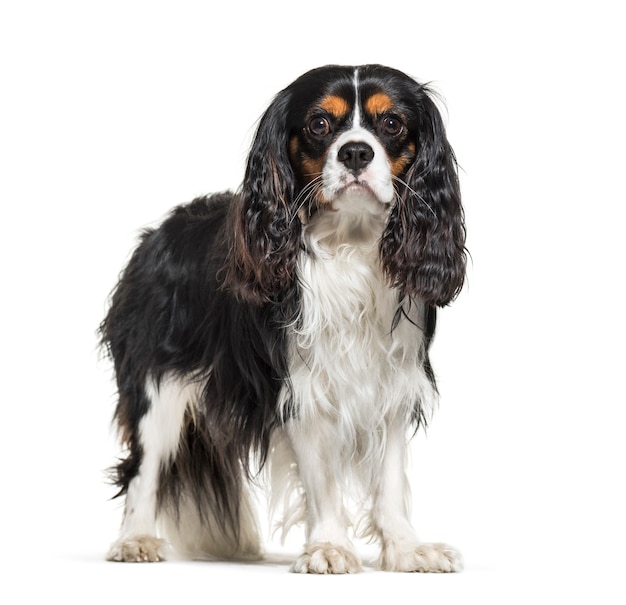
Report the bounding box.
[100,64,466,573]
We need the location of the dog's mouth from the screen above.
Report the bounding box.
[339,181,373,196]
[334,175,394,207]
[335,171,379,196]
[311,168,393,214]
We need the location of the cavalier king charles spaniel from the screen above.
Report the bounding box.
[100,64,466,573]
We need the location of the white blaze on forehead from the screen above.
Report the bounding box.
[353,67,361,127]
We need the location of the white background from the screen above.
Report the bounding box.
[1,1,624,603]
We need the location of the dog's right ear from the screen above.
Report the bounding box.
[225,90,302,305]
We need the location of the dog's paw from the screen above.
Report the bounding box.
[381,542,462,573]
[291,542,362,574]
[107,535,168,562]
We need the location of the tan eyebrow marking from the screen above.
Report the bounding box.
[319,95,350,118]
[365,92,394,115]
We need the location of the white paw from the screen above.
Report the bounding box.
[381,542,463,573]
[291,542,362,574]
[107,535,168,562]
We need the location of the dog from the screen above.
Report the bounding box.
[100,64,466,573]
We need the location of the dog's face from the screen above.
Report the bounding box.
[234,64,466,307]
[285,65,424,214]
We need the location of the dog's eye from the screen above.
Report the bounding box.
[381,115,404,136]
[308,116,331,137]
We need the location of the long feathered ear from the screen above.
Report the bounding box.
[380,90,466,307]
[224,90,301,304]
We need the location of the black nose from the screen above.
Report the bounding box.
[338,142,374,173]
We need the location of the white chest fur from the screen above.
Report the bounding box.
[281,206,435,441]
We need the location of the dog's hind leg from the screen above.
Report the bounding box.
[107,375,192,562]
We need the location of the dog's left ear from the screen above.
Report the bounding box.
[381,90,466,307]
[225,90,302,305]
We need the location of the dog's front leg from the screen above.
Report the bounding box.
[372,416,463,572]
[286,417,362,574]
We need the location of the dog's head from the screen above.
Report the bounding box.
[228,64,466,306]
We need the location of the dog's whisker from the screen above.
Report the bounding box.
[291,176,324,224]
[392,175,437,220]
